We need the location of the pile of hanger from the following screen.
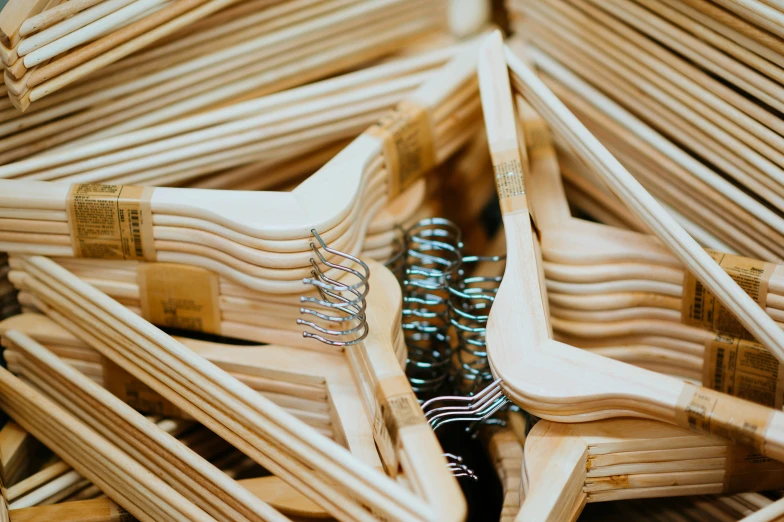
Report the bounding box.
[472,30,784,521]
[473,409,784,521]
[0,43,481,297]
[0,410,314,517]
[0,41,464,189]
[3,248,465,520]
[507,0,784,264]
[6,0,784,517]
[0,0,446,115]
[5,202,426,348]
[0,312,385,442]
[499,83,784,385]
[521,416,784,520]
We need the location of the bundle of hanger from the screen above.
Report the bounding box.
[0,0,449,117]
[0,43,481,300]
[489,78,784,389]
[472,32,784,510]
[506,0,784,264]
[521,415,784,521]
[473,32,784,518]
[578,494,784,522]
[0,415,327,517]
[473,411,784,521]
[4,193,436,349]
[0,40,467,189]
[2,242,466,519]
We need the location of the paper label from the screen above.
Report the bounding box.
[491,150,526,200]
[366,100,435,198]
[703,334,784,409]
[682,250,774,339]
[66,184,155,261]
[676,384,772,453]
[372,375,425,476]
[724,444,784,493]
[102,357,186,419]
[137,263,221,335]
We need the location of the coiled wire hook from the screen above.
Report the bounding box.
[297,229,370,347]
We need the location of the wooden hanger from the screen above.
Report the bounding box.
[8,250,412,355]
[477,30,784,464]
[504,92,784,387]
[0,313,379,447]
[480,424,523,522]
[509,0,784,263]
[520,417,784,521]
[0,0,446,156]
[505,40,784,361]
[0,44,481,295]
[8,254,464,520]
[0,364,225,522]
[0,329,312,521]
[5,165,427,342]
[0,42,459,184]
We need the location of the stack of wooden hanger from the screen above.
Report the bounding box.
[475,410,784,521]
[0,41,464,189]
[479,418,525,522]
[506,0,784,264]
[5,207,425,348]
[5,250,465,520]
[0,350,287,521]
[0,416,312,515]
[0,330,398,519]
[578,493,784,521]
[477,31,784,501]
[522,416,784,521]
[0,0,447,116]
[0,312,389,444]
[498,88,784,386]
[0,43,481,297]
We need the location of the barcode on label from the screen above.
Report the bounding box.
[714,346,725,390]
[129,209,142,258]
[693,280,704,320]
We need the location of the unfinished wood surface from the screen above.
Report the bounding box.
[0,42,481,294]
[8,253,462,520]
[473,33,784,479]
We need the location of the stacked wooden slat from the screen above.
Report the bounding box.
[5,254,465,520]
[473,33,784,522]
[522,417,784,521]
[507,0,784,264]
[0,46,481,296]
[503,99,784,384]
[0,0,446,115]
[0,41,461,188]
[0,312,391,443]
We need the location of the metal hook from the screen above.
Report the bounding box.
[297,229,370,346]
[401,218,464,397]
